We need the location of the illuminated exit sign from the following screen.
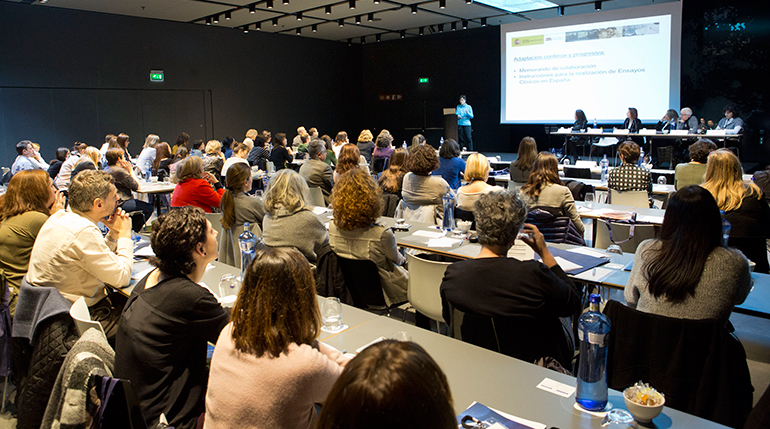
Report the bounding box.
[150,70,164,82]
[419,77,429,83]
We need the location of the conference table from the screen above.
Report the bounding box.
[492,174,675,196]
[135,181,176,217]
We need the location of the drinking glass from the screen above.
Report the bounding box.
[605,245,623,264]
[390,331,412,342]
[457,220,472,235]
[563,158,571,166]
[254,189,264,199]
[657,176,667,185]
[394,200,406,225]
[585,193,595,209]
[218,274,239,306]
[321,297,343,331]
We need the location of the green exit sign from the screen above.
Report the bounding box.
[150,70,164,82]
[419,77,429,84]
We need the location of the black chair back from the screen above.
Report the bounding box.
[380,193,400,217]
[563,166,592,179]
[372,156,389,174]
[453,207,475,230]
[526,209,585,246]
[336,256,387,312]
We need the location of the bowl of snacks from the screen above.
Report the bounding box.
[623,381,665,423]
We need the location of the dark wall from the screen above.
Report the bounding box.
[0,1,362,167]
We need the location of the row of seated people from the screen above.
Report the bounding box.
[0,160,764,427]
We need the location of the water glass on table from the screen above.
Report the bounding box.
[605,245,623,264]
[321,297,345,332]
[218,274,239,307]
[657,176,667,185]
[584,192,595,209]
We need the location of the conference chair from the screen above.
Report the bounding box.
[593,219,656,252]
[609,189,649,207]
[603,300,753,428]
[589,137,619,165]
[372,156,389,175]
[205,212,224,244]
[307,187,326,207]
[69,297,107,343]
[380,193,400,217]
[336,255,390,314]
[563,166,592,179]
[406,253,451,333]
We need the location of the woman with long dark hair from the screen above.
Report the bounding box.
[519,152,584,235]
[510,136,538,184]
[566,110,589,163]
[626,185,751,321]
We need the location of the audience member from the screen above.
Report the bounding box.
[222,141,250,177]
[172,132,190,155]
[246,137,270,170]
[203,140,225,182]
[378,147,409,197]
[330,168,408,305]
[221,136,234,159]
[407,133,425,154]
[296,132,310,156]
[243,128,258,152]
[608,140,653,207]
[356,129,375,163]
[268,133,294,170]
[0,169,64,316]
[11,140,47,176]
[292,126,307,150]
[299,138,334,204]
[321,135,337,167]
[433,138,466,189]
[510,137,538,184]
[332,131,348,160]
[27,170,133,339]
[626,186,751,322]
[402,144,450,224]
[674,139,717,190]
[104,148,153,232]
[189,139,205,158]
[220,162,265,236]
[115,133,132,161]
[171,156,224,213]
[135,134,159,170]
[456,153,503,211]
[47,147,70,180]
[333,144,370,183]
[317,340,456,429]
[373,129,395,159]
[261,169,328,262]
[115,206,229,429]
[153,142,173,179]
[54,142,86,188]
[520,152,584,235]
[205,246,348,429]
[100,133,117,154]
[702,149,770,273]
[70,146,101,180]
[440,191,581,369]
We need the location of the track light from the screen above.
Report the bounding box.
[272,18,278,26]
[376,34,381,42]
[411,5,418,14]
[339,19,344,27]
[213,14,219,23]
[266,0,273,8]
[374,0,379,3]
[325,5,331,14]
[361,36,366,44]
[595,1,602,10]
[349,0,356,8]
[225,11,231,20]
[282,0,289,5]
[462,20,468,29]
[205,17,212,25]
[481,17,486,26]
[355,15,361,24]
[243,25,249,33]
[249,4,255,13]
[256,22,261,30]
[438,24,444,32]
[296,27,301,35]
[400,30,405,38]
[439,0,446,8]
[312,24,317,32]
[296,12,302,20]
[368,13,374,22]
[466,0,472,4]
[451,21,456,31]
[419,27,424,35]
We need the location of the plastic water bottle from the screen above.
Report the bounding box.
[637,148,645,168]
[600,155,609,183]
[402,140,407,149]
[576,293,611,411]
[442,188,455,232]
[144,160,153,182]
[238,222,257,279]
[439,137,444,150]
[262,174,269,190]
[593,118,598,129]
[721,210,731,247]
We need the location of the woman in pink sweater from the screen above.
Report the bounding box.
[204,246,349,429]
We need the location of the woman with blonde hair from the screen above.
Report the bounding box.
[205,246,348,429]
[243,128,258,152]
[702,149,770,273]
[0,169,65,315]
[170,156,224,213]
[204,140,225,182]
[456,153,504,211]
[520,152,584,235]
[356,129,375,163]
[261,169,328,262]
[330,168,408,305]
[136,134,159,171]
[510,137,538,184]
[70,146,102,180]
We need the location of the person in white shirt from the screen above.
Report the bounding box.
[27,169,133,340]
[10,141,47,176]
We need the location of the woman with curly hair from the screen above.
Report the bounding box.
[378,147,409,197]
[330,168,408,305]
[702,149,770,273]
[520,152,584,235]
[205,246,349,429]
[115,206,230,429]
[333,143,370,183]
[402,144,449,224]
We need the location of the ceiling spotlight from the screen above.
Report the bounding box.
[355,15,361,24]
[595,1,602,10]
[466,0,472,3]
[419,27,424,35]
[213,14,219,23]
[296,27,301,35]
[361,36,366,44]
[282,0,289,5]
[296,12,302,20]
[451,21,456,31]
[376,34,381,42]
[205,17,212,25]
[249,4,255,13]
[243,25,249,33]
[400,30,405,38]
[374,0,379,4]
[272,17,279,26]
[438,24,444,32]
[462,19,468,29]
[312,24,317,32]
[411,4,417,14]
[325,5,331,14]
[349,0,356,9]
[266,0,273,8]
[40,0,48,3]
[481,17,486,26]
[339,19,345,27]
[256,22,261,30]
[368,13,374,22]
[439,0,446,8]
[225,11,231,20]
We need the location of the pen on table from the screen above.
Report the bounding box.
[592,268,596,277]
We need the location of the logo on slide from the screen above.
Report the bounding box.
[512,35,544,47]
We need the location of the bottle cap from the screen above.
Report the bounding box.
[589,293,601,304]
